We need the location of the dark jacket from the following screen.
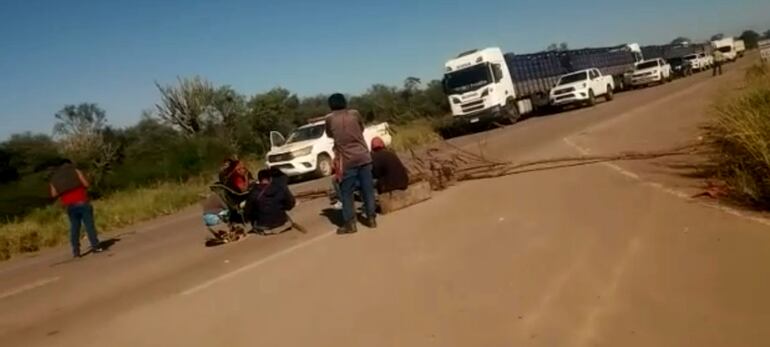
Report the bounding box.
[244,182,296,229]
[325,109,372,170]
[372,149,409,194]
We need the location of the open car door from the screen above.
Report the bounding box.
[269,131,286,150]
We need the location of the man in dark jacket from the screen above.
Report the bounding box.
[244,169,296,235]
[370,137,409,194]
[325,93,377,234]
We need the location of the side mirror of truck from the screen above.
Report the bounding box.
[269,131,286,149]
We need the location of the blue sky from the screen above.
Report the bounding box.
[1,0,768,139]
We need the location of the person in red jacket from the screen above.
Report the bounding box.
[49,160,103,258]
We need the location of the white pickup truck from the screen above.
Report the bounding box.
[630,58,672,87]
[549,68,614,108]
[683,53,711,72]
[266,119,392,178]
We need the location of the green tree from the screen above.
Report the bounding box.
[765,30,770,39]
[155,76,219,135]
[241,88,300,153]
[0,147,19,184]
[739,30,761,49]
[2,132,62,174]
[546,42,569,52]
[53,103,118,188]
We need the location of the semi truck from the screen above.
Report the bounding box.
[442,44,641,124]
[734,39,746,58]
[711,37,737,62]
[759,39,770,62]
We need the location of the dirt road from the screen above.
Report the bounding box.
[2,57,769,347]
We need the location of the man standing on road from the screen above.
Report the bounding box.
[49,160,103,258]
[324,93,377,234]
[713,50,724,76]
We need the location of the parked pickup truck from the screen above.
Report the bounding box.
[266,120,392,178]
[549,68,614,108]
[683,53,710,72]
[630,58,671,87]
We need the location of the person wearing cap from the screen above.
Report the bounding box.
[370,136,409,194]
[324,93,377,234]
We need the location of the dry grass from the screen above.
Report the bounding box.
[704,63,770,206]
[389,119,442,152]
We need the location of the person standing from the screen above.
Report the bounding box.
[713,50,724,76]
[324,93,377,234]
[49,160,103,258]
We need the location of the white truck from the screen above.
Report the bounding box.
[759,39,770,63]
[734,39,746,58]
[630,58,672,87]
[266,120,392,178]
[683,53,711,72]
[549,68,614,108]
[442,44,640,124]
[443,48,534,125]
[711,37,737,62]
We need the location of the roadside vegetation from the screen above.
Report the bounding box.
[704,63,770,206]
[0,77,449,260]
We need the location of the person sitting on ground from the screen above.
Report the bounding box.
[221,159,252,193]
[244,169,296,235]
[370,136,410,194]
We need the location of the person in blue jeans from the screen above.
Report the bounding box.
[49,160,103,258]
[324,93,377,234]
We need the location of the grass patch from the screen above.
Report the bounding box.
[0,177,211,260]
[704,63,770,206]
[389,119,442,152]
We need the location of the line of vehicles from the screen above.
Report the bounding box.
[442,37,747,124]
[264,37,751,180]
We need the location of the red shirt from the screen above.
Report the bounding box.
[230,174,248,192]
[60,186,89,206]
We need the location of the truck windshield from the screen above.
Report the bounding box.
[557,71,588,85]
[636,61,659,70]
[286,124,325,144]
[683,54,697,60]
[444,64,492,94]
[717,46,732,53]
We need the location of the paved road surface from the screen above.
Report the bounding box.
[2,57,769,346]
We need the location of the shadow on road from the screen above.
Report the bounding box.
[320,208,344,227]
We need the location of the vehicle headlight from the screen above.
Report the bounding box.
[291,146,313,158]
[481,89,489,97]
[451,97,461,104]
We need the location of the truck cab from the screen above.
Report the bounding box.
[443,48,531,125]
[549,68,614,108]
[711,38,737,62]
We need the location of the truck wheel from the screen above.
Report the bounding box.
[502,101,520,124]
[605,85,614,101]
[587,90,596,106]
[315,154,332,177]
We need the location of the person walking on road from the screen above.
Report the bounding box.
[49,160,103,258]
[713,50,724,76]
[324,93,377,234]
